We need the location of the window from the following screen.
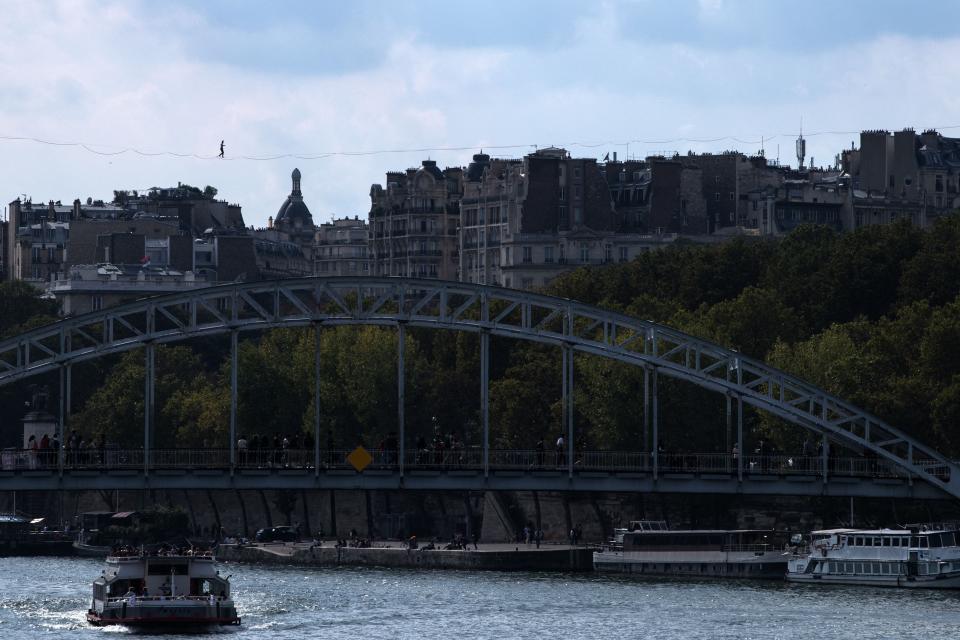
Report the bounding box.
[714,192,720,202]
[544,246,554,263]
[522,246,532,264]
[574,207,583,224]
[715,175,720,184]
[580,245,589,263]
[619,247,628,262]
[936,175,944,192]
[479,208,485,224]
[573,166,581,179]
[91,295,103,311]
[559,187,566,201]
[574,185,582,198]
[604,245,612,262]
[729,192,735,201]
[633,171,641,181]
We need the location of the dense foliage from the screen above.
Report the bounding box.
[5,215,960,457]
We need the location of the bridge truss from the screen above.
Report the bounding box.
[0,277,955,499]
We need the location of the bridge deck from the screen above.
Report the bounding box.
[0,449,944,498]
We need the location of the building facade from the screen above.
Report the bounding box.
[460,148,677,290]
[314,216,369,276]
[369,160,462,279]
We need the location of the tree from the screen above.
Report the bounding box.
[0,281,59,338]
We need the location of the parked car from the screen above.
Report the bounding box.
[255,526,299,542]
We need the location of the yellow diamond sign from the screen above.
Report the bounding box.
[346,446,373,472]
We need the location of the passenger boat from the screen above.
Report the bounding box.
[787,524,960,588]
[86,547,240,628]
[593,520,789,579]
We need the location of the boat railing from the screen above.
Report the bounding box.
[107,595,228,603]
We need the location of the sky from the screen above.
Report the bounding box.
[3,0,960,228]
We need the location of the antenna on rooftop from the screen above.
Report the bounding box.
[796,117,807,170]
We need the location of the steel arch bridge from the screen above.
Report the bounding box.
[0,276,956,500]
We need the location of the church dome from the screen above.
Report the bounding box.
[275,167,313,228]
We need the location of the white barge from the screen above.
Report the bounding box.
[787,524,960,588]
[593,520,789,579]
[87,548,240,628]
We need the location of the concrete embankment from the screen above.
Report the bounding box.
[218,542,594,572]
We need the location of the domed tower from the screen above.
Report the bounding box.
[275,168,315,240]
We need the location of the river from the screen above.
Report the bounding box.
[2,556,959,639]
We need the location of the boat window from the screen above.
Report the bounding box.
[911,536,920,547]
[882,537,890,547]
[874,537,882,546]
[901,537,909,547]
[864,538,873,547]
[853,537,861,546]
[921,537,929,548]
[930,535,943,548]
[873,562,881,573]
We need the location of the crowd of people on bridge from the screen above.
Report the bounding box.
[18,429,107,469]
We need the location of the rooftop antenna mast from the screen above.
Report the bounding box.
[796,117,807,170]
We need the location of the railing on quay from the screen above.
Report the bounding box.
[0,447,947,481]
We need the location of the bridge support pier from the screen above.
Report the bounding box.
[652,368,658,480]
[314,324,321,477]
[230,330,238,472]
[725,393,732,467]
[58,364,67,475]
[144,342,155,476]
[481,330,489,477]
[643,367,650,454]
[398,323,405,478]
[737,394,743,482]
[562,344,574,478]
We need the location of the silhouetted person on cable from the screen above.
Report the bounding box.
[219,140,225,158]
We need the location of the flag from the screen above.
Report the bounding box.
[140,255,151,267]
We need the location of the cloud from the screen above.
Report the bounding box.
[2,1,960,227]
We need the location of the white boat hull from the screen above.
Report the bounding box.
[787,571,960,589]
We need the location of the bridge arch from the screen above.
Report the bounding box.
[0,276,956,498]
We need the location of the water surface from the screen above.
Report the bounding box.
[1,556,958,639]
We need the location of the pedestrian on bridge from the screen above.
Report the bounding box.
[555,434,565,467]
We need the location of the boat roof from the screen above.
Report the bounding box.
[625,529,777,534]
[812,528,910,535]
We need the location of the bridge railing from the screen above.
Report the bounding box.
[0,447,944,481]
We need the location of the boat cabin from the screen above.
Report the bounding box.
[94,554,229,603]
